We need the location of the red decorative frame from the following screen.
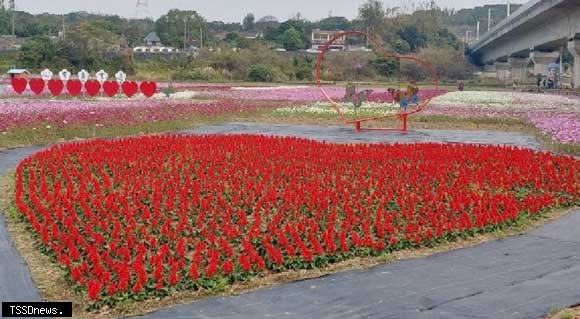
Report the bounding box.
[314,31,440,133]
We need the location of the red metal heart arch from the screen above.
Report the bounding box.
[314,31,440,132]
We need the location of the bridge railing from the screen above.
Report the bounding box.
[471,0,565,52]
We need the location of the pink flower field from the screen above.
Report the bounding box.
[197,86,447,103]
[0,99,282,132]
[429,92,580,144]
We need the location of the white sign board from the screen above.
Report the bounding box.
[115,70,127,84]
[96,70,109,84]
[78,70,90,83]
[59,69,71,81]
[41,69,53,81]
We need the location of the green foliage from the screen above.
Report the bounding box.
[247,64,274,82]
[0,8,11,35]
[397,26,426,52]
[224,32,251,49]
[293,56,314,81]
[155,9,208,49]
[207,21,242,34]
[17,22,134,74]
[401,46,472,81]
[358,0,385,36]
[279,27,304,51]
[17,37,67,69]
[371,57,400,78]
[317,16,351,31]
[264,19,311,50]
[242,13,255,31]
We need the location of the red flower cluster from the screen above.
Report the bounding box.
[14,136,579,304]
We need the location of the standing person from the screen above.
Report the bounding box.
[536,74,542,92]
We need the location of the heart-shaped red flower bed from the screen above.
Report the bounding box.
[85,80,101,97]
[140,81,157,97]
[15,136,579,305]
[29,78,45,95]
[66,80,83,96]
[103,81,119,97]
[11,78,27,94]
[47,79,64,96]
[122,81,138,97]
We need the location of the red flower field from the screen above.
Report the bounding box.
[14,136,579,306]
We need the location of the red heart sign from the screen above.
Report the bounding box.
[11,78,27,94]
[29,78,45,95]
[85,80,101,97]
[48,79,64,96]
[66,80,82,96]
[140,81,157,98]
[103,81,119,97]
[122,81,138,98]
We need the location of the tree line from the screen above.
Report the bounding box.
[5,0,480,81]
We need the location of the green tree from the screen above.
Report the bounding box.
[224,32,251,49]
[243,13,255,31]
[155,10,208,48]
[247,64,274,82]
[279,27,304,51]
[265,19,311,49]
[17,36,66,69]
[318,16,351,31]
[397,26,426,52]
[0,8,10,35]
[370,56,399,78]
[358,0,385,37]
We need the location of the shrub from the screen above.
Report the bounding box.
[248,64,275,82]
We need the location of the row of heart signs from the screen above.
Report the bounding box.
[10,69,157,98]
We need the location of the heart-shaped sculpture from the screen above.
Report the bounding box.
[122,81,139,98]
[10,78,27,94]
[29,79,45,95]
[47,79,64,96]
[140,81,157,98]
[14,135,579,303]
[85,80,101,97]
[66,80,83,96]
[314,31,441,133]
[103,80,119,97]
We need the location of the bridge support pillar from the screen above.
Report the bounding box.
[567,39,580,89]
[530,50,559,76]
[508,57,530,83]
[494,61,511,82]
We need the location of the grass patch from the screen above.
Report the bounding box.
[544,306,580,319]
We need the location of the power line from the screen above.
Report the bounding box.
[135,0,149,19]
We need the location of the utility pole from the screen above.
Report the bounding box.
[183,17,187,51]
[476,21,480,41]
[200,27,203,49]
[463,31,472,57]
[507,0,511,17]
[9,0,15,36]
[62,15,66,39]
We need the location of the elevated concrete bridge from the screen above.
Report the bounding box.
[470,0,580,87]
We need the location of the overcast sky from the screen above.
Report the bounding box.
[13,0,528,22]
